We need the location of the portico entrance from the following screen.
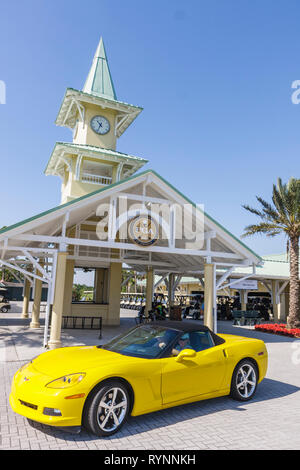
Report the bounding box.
[0,169,261,348]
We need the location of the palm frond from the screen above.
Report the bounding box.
[255,196,280,222]
[287,178,300,223]
[273,179,292,223]
[241,222,284,238]
[242,177,300,239]
[241,204,266,219]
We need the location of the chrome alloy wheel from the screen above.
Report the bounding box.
[236,363,257,399]
[97,387,128,432]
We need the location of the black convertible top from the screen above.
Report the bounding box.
[150,320,209,332]
[144,321,225,346]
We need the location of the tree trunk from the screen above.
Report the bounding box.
[287,235,300,329]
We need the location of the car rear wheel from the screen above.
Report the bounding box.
[83,381,130,437]
[230,359,258,401]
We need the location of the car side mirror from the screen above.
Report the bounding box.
[175,348,197,363]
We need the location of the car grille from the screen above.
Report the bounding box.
[19,399,38,410]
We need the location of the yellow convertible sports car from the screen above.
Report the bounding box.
[10,321,268,437]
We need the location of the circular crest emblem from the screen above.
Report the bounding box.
[128,215,159,247]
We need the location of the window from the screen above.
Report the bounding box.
[81,160,113,185]
[102,325,179,359]
[173,330,215,354]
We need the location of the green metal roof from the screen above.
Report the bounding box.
[44,142,148,178]
[53,142,148,162]
[63,87,143,112]
[263,253,290,262]
[158,252,297,283]
[229,255,291,279]
[83,37,117,100]
[55,87,143,136]
[58,87,144,115]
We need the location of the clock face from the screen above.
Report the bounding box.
[90,115,110,135]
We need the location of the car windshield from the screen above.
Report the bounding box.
[101,325,179,359]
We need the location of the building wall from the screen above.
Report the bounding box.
[73,102,117,150]
[61,155,120,203]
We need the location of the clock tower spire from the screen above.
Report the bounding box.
[83,37,117,101]
[45,37,147,204]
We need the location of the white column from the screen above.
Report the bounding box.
[30,274,42,329]
[21,278,31,319]
[145,267,154,317]
[48,252,68,349]
[241,289,248,311]
[107,263,122,325]
[278,293,287,321]
[272,280,279,322]
[204,263,216,332]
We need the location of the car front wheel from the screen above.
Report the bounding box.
[230,359,258,401]
[83,381,130,437]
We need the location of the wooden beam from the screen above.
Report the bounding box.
[13,234,245,261]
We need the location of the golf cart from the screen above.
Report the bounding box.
[0,288,11,313]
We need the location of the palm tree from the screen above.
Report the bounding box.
[242,177,300,329]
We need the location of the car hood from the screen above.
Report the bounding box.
[31,346,133,377]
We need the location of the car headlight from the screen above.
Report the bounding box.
[46,373,86,389]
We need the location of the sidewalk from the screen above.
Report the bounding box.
[0,304,136,362]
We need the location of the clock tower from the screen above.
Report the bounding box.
[45,37,148,204]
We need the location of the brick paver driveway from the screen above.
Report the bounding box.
[1,310,300,450]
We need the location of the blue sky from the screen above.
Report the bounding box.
[0,0,299,256]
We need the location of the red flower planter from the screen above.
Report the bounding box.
[255,323,300,338]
